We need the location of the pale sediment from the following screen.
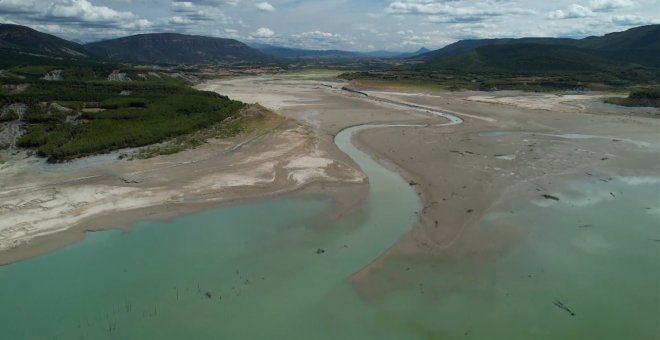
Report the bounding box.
[2,74,658,273]
[0,108,366,264]
[346,88,660,299]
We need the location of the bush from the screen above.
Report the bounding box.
[629,88,660,100]
[0,111,19,122]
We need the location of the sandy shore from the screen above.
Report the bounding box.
[346,89,660,299]
[2,73,658,273]
[195,76,660,298]
[0,105,366,264]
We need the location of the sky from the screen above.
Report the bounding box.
[0,0,658,51]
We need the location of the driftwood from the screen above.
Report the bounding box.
[542,194,560,201]
[553,300,576,316]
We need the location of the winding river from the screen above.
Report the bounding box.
[0,107,461,339]
[1,89,658,339]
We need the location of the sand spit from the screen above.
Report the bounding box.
[204,76,657,301]
[344,88,660,299]
[0,109,365,263]
[465,92,604,112]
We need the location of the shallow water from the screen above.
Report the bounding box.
[0,124,423,339]
[1,124,658,339]
[362,177,660,339]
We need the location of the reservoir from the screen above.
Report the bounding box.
[0,123,658,339]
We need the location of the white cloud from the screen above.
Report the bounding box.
[301,31,339,38]
[252,27,274,38]
[548,1,637,21]
[24,0,152,31]
[547,4,595,19]
[386,0,536,24]
[610,14,660,25]
[169,16,192,25]
[590,0,635,12]
[0,0,38,13]
[47,0,139,23]
[172,0,241,5]
[170,0,234,24]
[255,2,275,12]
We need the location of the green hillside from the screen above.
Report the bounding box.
[0,24,88,57]
[576,25,660,50]
[425,43,643,73]
[85,33,270,65]
[418,24,660,73]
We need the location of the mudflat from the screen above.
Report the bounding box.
[197,76,660,296]
[1,73,658,273]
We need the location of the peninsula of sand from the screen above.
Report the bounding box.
[1,71,658,268]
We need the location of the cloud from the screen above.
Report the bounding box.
[0,0,153,41]
[590,0,635,12]
[170,0,233,24]
[548,1,637,20]
[386,0,459,15]
[0,0,38,14]
[610,14,660,25]
[168,16,193,25]
[46,0,144,26]
[172,0,240,5]
[252,27,274,38]
[547,4,595,19]
[255,2,275,12]
[386,0,535,24]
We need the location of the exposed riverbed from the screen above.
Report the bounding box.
[1,75,658,339]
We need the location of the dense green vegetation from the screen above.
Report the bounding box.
[343,25,660,92]
[1,78,243,161]
[606,88,660,108]
[85,33,270,65]
[132,109,256,159]
[0,27,252,162]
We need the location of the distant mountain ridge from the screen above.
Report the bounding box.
[1,22,658,73]
[577,24,660,50]
[251,43,430,59]
[415,38,576,61]
[0,24,88,57]
[418,25,660,73]
[85,33,269,64]
[418,25,660,61]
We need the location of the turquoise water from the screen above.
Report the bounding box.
[0,124,423,339]
[0,121,658,339]
[357,177,660,339]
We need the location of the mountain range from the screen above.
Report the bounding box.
[416,25,660,73]
[85,33,269,65]
[250,43,429,59]
[0,23,428,65]
[0,24,88,58]
[0,23,658,75]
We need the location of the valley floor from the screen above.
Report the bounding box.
[0,72,658,270]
